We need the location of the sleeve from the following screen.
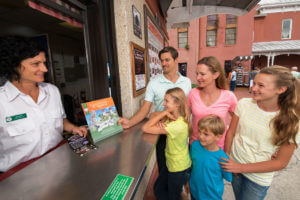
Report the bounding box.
[186,78,192,95]
[220,153,233,182]
[229,92,238,113]
[53,85,66,118]
[190,141,198,161]
[144,80,154,103]
[187,89,194,108]
[234,98,245,117]
[165,120,187,139]
[0,100,4,128]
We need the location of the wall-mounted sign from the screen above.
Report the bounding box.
[144,6,164,81]
[130,42,147,97]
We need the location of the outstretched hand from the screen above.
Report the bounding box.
[72,126,88,137]
[118,117,131,129]
[219,155,243,173]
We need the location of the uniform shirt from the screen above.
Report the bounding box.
[144,72,191,111]
[165,117,191,172]
[231,98,300,186]
[189,141,232,200]
[0,81,66,171]
[188,89,237,148]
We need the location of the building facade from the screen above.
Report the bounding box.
[253,0,300,71]
[168,8,256,85]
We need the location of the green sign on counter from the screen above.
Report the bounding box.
[101,174,134,200]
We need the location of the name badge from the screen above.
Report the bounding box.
[6,113,27,123]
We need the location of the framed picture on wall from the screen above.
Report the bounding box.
[132,5,142,39]
[130,42,147,97]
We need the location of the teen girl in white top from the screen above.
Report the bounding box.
[221,66,300,200]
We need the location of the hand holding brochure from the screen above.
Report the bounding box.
[81,97,123,143]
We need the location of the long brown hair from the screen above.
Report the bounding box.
[197,56,228,90]
[260,66,299,148]
[165,87,190,124]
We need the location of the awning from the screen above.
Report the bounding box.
[161,0,260,28]
[252,40,300,55]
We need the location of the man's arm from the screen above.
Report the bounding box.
[118,100,152,129]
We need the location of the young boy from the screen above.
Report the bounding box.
[189,115,232,200]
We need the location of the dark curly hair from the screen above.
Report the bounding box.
[0,36,44,81]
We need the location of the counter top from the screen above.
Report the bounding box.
[0,122,157,200]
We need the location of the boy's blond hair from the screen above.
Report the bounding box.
[197,115,225,136]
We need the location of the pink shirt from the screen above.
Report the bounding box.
[187,88,237,149]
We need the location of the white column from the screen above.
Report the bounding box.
[271,55,275,66]
[267,55,270,67]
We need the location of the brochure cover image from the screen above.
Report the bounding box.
[81,97,123,143]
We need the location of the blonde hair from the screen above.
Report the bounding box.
[197,56,228,90]
[165,87,189,124]
[197,115,225,136]
[260,66,299,148]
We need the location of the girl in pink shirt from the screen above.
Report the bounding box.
[188,57,237,149]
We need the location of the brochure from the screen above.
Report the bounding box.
[81,97,123,143]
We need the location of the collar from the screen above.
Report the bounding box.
[159,72,185,84]
[4,81,48,102]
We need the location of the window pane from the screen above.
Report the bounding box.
[179,37,187,43]
[206,30,217,46]
[179,32,188,37]
[225,28,236,45]
[207,15,218,27]
[226,14,237,25]
[178,30,188,48]
[282,19,291,39]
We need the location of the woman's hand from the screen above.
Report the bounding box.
[72,125,88,137]
[219,155,243,173]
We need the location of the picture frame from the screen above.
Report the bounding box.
[130,42,147,97]
[132,5,142,39]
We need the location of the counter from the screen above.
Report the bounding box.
[0,122,157,200]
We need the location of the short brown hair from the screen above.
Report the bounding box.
[159,46,178,60]
[198,115,225,136]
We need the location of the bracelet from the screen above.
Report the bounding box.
[71,125,75,133]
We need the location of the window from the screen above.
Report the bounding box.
[206,15,218,47]
[178,28,188,48]
[207,30,217,46]
[225,14,237,45]
[282,19,292,39]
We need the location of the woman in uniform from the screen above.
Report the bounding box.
[0,36,87,172]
